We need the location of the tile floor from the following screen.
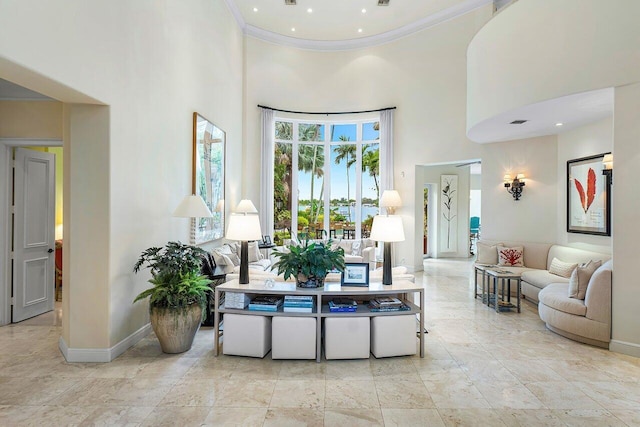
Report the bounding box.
[1,258,639,426]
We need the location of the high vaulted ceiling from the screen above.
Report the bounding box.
[226,0,493,49]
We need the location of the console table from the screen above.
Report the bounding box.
[213,279,425,362]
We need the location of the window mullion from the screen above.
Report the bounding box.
[291,122,299,238]
[355,123,363,240]
[324,123,331,236]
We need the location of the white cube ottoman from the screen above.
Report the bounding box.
[272,316,316,359]
[324,317,370,360]
[223,314,271,358]
[371,315,416,358]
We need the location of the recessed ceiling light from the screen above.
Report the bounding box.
[253,7,258,12]
[307,8,313,13]
[362,8,367,13]
[555,122,564,127]
[510,120,528,125]
[291,27,296,32]
[358,28,363,33]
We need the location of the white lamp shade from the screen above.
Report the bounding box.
[226,213,262,241]
[236,199,258,213]
[603,154,613,170]
[380,190,402,208]
[370,215,405,242]
[173,195,213,218]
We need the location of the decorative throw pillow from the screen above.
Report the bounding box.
[247,241,262,263]
[568,260,602,299]
[218,244,240,266]
[549,257,578,278]
[476,242,501,265]
[210,250,235,274]
[351,241,362,257]
[498,245,524,267]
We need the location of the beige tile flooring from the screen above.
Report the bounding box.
[1,258,639,426]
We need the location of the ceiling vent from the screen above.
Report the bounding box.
[510,120,528,125]
[378,0,390,5]
[285,0,296,5]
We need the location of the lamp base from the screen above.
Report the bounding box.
[382,242,392,285]
[239,240,249,284]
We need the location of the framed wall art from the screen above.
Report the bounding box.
[440,174,458,252]
[193,112,225,244]
[567,153,611,236]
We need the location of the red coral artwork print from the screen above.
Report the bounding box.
[499,248,523,266]
[573,168,597,214]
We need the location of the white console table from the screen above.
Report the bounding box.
[213,279,425,362]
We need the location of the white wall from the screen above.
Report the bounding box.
[0,0,244,354]
[244,5,494,269]
[611,82,640,357]
[467,0,640,134]
[480,135,558,243]
[556,117,612,253]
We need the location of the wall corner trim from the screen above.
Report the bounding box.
[58,323,152,363]
[609,339,640,358]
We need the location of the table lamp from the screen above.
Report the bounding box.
[173,194,214,243]
[370,215,405,285]
[226,209,262,284]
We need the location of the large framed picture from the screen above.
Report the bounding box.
[193,113,225,244]
[567,153,611,236]
[341,263,370,287]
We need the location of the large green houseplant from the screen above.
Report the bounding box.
[133,241,212,353]
[272,238,346,288]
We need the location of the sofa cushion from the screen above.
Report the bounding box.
[549,257,578,278]
[218,244,240,266]
[568,260,602,300]
[539,283,587,316]
[498,246,524,267]
[210,250,235,274]
[351,240,362,256]
[547,245,610,270]
[476,241,500,265]
[521,269,570,289]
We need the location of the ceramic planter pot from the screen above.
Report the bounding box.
[296,273,325,288]
[149,303,202,353]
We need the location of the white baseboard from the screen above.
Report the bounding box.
[58,323,152,363]
[609,339,640,358]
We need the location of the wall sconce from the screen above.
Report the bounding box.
[602,153,613,184]
[504,174,526,201]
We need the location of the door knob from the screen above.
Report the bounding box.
[48,248,54,253]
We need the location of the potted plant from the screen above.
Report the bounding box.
[272,238,346,288]
[133,241,212,353]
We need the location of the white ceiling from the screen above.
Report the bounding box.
[467,88,614,143]
[0,78,52,100]
[226,0,492,49]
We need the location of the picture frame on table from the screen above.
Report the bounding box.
[567,153,611,236]
[341,263,370,287]
[262,235,272,246]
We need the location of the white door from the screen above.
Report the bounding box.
[12,148,55,322]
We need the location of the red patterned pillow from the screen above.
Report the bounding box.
[497,245,524,267]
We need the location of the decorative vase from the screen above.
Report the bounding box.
[149,303,202,354]
[296,274,325,288]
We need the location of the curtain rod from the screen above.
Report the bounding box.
[257,105,396,115]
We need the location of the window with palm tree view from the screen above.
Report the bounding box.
[274,118,380,245]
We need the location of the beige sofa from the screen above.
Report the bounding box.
[475,239,612,347]
[284,238,377,270]
[476,240,610,303]
[538,260,612,348]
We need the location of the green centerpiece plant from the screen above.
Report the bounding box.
[272,238,346,288]
[133,241,212,353]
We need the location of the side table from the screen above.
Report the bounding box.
[485,268,521,313]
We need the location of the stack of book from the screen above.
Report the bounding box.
[248,295,283,312]
[283,295,314,313]
[328,298,358,312]
[368,296,410,312]
[224,292,250,309]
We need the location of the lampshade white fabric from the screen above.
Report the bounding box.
[380,190,402,208]
[173,195,213,218]
[236,199,258,213]
[370,215,405,242]
[226,213,262,241]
